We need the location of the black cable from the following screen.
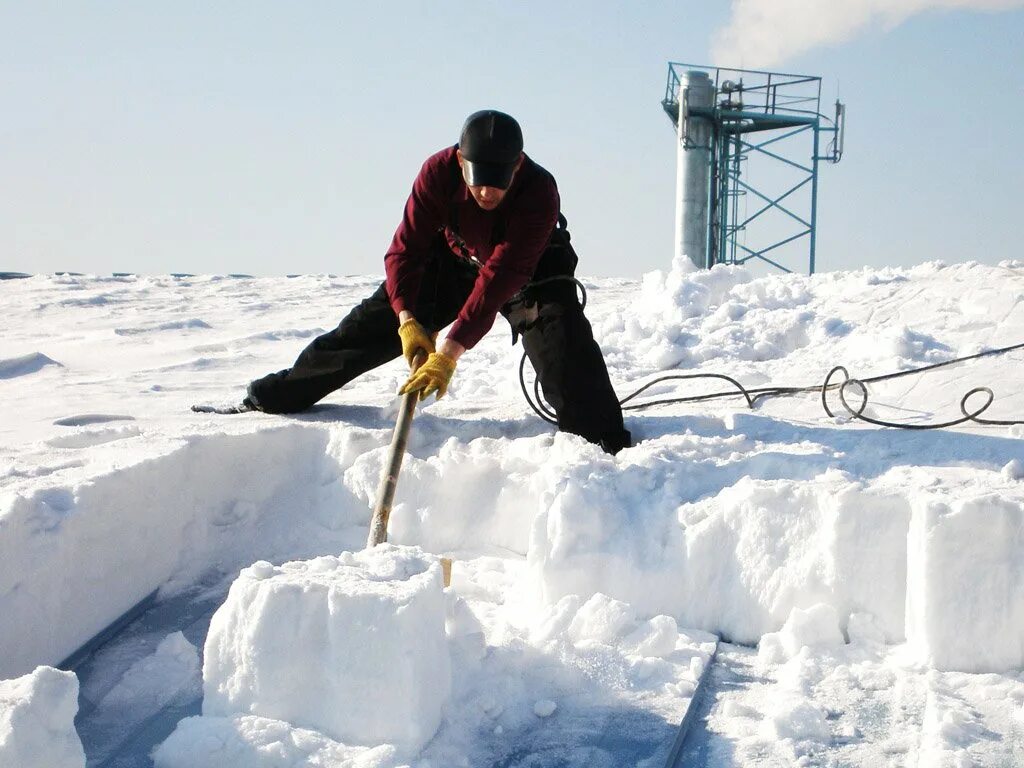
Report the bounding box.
[620,374,755,409]
[618,346,1024,429]
[517,276,587,425]
[515,280,1024,430]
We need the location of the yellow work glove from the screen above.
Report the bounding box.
[397,318,436,368]
[399,352,457,401]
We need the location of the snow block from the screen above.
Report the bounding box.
[906,494,1024,672]
[0,666,85,768]
[203,545,451,752]
[0,424,338,679]
[529,472,911,646]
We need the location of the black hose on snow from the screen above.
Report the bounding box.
[515,274,1024,430]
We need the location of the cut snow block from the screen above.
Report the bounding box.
[906,495,1024,672]
[203,545,451,752]
[0,666,86,768]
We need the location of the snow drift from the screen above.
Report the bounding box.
[1,260,1022,764]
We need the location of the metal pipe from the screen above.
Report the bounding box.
[810,123,820,275]
[674,71,715,270]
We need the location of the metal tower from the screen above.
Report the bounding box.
[662,63,845,275]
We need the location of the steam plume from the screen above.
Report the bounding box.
[712,0,1023,69]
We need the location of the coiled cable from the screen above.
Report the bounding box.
[516,276,1024,430]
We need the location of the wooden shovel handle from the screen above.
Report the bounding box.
[366,350,427,548]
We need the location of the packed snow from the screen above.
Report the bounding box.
[201,547,451,752]
[0,665,85,768]
[1,256,1023,766]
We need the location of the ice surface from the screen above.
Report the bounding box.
[689,636,1024,766]
[97,631,200,711]
[0,666,85,768]
[202,546,451,752]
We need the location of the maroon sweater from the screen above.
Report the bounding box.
[384,146,560,350]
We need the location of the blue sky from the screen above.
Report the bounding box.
[2,2,1022,278]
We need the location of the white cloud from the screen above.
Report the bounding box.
[711,0,1023,69]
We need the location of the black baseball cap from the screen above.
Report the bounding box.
[458,110,523,190]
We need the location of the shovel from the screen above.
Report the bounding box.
[365,351,452,586]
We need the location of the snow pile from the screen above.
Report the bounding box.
[202,546,450,752]
[722,629,856,760]
[527,591,717,697]
[600,252,828,370]
[533,591,700,665]
[0,666,85,768]
[154,715,400,768]
[712,605,846,758]
[596,258,1022,394]
[430,564,717,767]
[762,695,831,744]
[757,603,846,664]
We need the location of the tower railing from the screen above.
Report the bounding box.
[664,63,844,275]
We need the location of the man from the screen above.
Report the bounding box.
[244,110,631,454]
